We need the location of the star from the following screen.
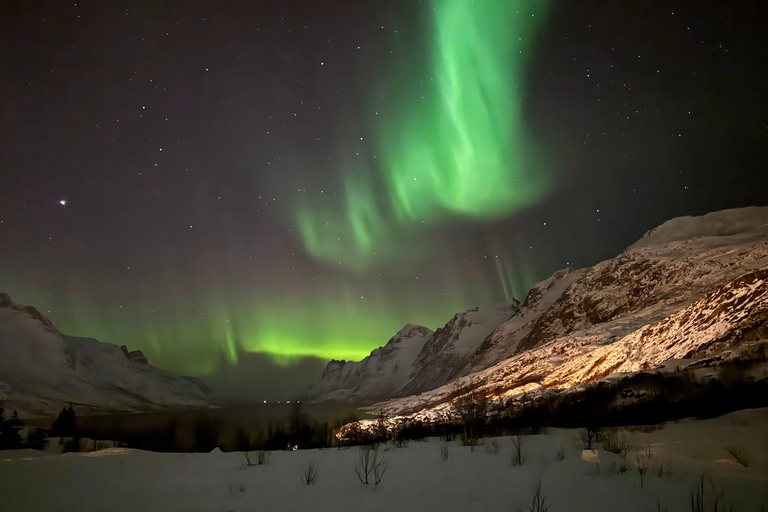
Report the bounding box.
[59,199,67,206]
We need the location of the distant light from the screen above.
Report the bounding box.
[59,199,67,206]
[263,400,267,404]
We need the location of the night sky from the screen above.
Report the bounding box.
[2,1,767,388]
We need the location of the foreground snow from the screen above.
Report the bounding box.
[2,409,768,512]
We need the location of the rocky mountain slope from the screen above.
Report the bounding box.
[0,294,211,418]
[314,206,768,418]
[310,324,434,402]
[366,206,768,420]
[397,300,520,397]
[311,301,519,402]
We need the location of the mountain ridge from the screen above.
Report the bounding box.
[312,206,768,418]
[0,293,211,418]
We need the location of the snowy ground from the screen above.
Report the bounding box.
[2,409,768,512]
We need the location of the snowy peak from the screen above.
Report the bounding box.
[395,300,520,397]
[510,209,768,356]
[631,206,768,250]
[311,301,521,403]
[398,323,433,338]
[467,267,583,371]
[430,300,520,356]
[0,294,211,417]
[310,323,434,402]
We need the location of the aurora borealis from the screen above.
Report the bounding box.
[295,1,550,270]
[2,0,767,392]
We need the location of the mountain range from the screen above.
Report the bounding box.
[1,206,766,421]
[312,206,768,422]
[0,294,210,418]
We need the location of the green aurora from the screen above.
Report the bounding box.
[295,0,550,270]
[3,0,552,375]
[10,275,507,374]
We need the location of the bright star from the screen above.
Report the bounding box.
[59,199,67,206]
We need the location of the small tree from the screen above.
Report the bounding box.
[576,426,602,450]
[635,450,650,489]
[603,429,632,457]
[454,389,488,451]
[354,443,389,485]
[300,461,317,485]
[0,407,23,449]
[51,405,76,438]
[690,472,726,512]
[511,434,527,466]
[527,481,550,512]
[244,450,270,467]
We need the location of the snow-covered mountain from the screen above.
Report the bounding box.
[314,206,768,419]
[310,324,434,402]
[311,301,518,402]
[0,294,211,418]
[396,300,520,397]
[366,206,768,420]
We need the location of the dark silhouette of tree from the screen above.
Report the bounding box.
[26,427,49,450]
[0,407,24,449]
[454,388,489,451]
[51,405,77,437]
[235,427,251,452]
[193,417,221,452]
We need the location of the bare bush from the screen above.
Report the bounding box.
[455,389,488,452]
[393,437,409,449]
[485,438,501,455]
[510,434,527,467]
[606,460,630,477]
[690,473,727,512]
[244,450,270,467]
[373,458,389,485]
[726,446,750,467]
[300,461,317,485]
[527,481,550,512]
[654,460,672,478]
[554,443,565,461]
[354,443,389,485]
[575,426,602,450]
[618,458,629,474]
[440,445,449,461]
[635,449,650,489]
[603,429,632,457]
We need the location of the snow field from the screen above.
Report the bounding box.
[2,408,768,512]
